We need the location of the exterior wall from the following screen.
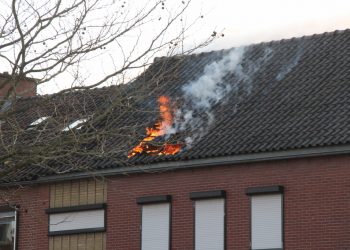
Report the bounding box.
[1,154,349,249]
[0,76,37,97]
[48,179,107,250]
[0,184,49,250]
[107,154,350,250]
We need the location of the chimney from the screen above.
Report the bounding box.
[0,72,37,98]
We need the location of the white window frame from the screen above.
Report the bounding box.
[46,204,106,236]
[246,186,284,250]
[190,190,226,250]
[0,208,17,250]
[137,195,171,250]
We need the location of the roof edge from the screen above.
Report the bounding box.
[3,144,350,186]
[146,29,350,70]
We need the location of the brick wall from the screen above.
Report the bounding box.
[0,74,37,97]
[0,184,49,250]
[1,154,349,249]
[107,154,350,250]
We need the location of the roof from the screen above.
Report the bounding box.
[1,29,350,183]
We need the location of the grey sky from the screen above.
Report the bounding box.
[193,0,350,50]
[39,0,350,94]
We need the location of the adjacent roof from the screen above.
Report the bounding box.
[1,29,350,183]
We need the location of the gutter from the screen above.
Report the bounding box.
[3,144,350,186]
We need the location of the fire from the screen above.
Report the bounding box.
[128,95,182,158]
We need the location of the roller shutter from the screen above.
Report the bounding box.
[195,198,225,250]
[251,194,283,249]
[141,203,170,250]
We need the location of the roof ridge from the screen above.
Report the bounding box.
[23,28,350,98]
[153,28,350,62]
[256,28,350,46]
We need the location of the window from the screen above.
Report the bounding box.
[190,190,226,250]
[137,195,171,250]
[0,210,17,250]
[246,186,284,250]
[46,204,106,236]
[27,116,50,130]
[62,118,88,131]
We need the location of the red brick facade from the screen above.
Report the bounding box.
[107,155,350,250]
[0,185,49,250]
[0,74,37,98]
[2,154,350,249]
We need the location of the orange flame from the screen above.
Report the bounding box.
[128,96,182,158]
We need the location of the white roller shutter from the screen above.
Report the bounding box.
[251,194,283,249]
[49,209,105,233]
[141,203,170,250]
[195,198,225,250]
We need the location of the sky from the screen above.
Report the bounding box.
[38,0,350,94]
[190,0,350,50]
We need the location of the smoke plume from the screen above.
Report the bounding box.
[166,46,274,148]
[276,46,303,81]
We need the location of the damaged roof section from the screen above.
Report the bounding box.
[1,29,350,183]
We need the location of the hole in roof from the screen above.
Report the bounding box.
[62,118,88,131]
[27,116,50,130]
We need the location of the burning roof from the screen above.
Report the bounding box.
[128,96,182,158]
[2,29,350,182]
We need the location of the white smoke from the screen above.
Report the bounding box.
[167,46,273,148]
[276,47,303,81]
[182,47,246,109]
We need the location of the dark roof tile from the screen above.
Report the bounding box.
[2,29,350,182]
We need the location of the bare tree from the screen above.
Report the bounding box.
[0,0,221,182]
